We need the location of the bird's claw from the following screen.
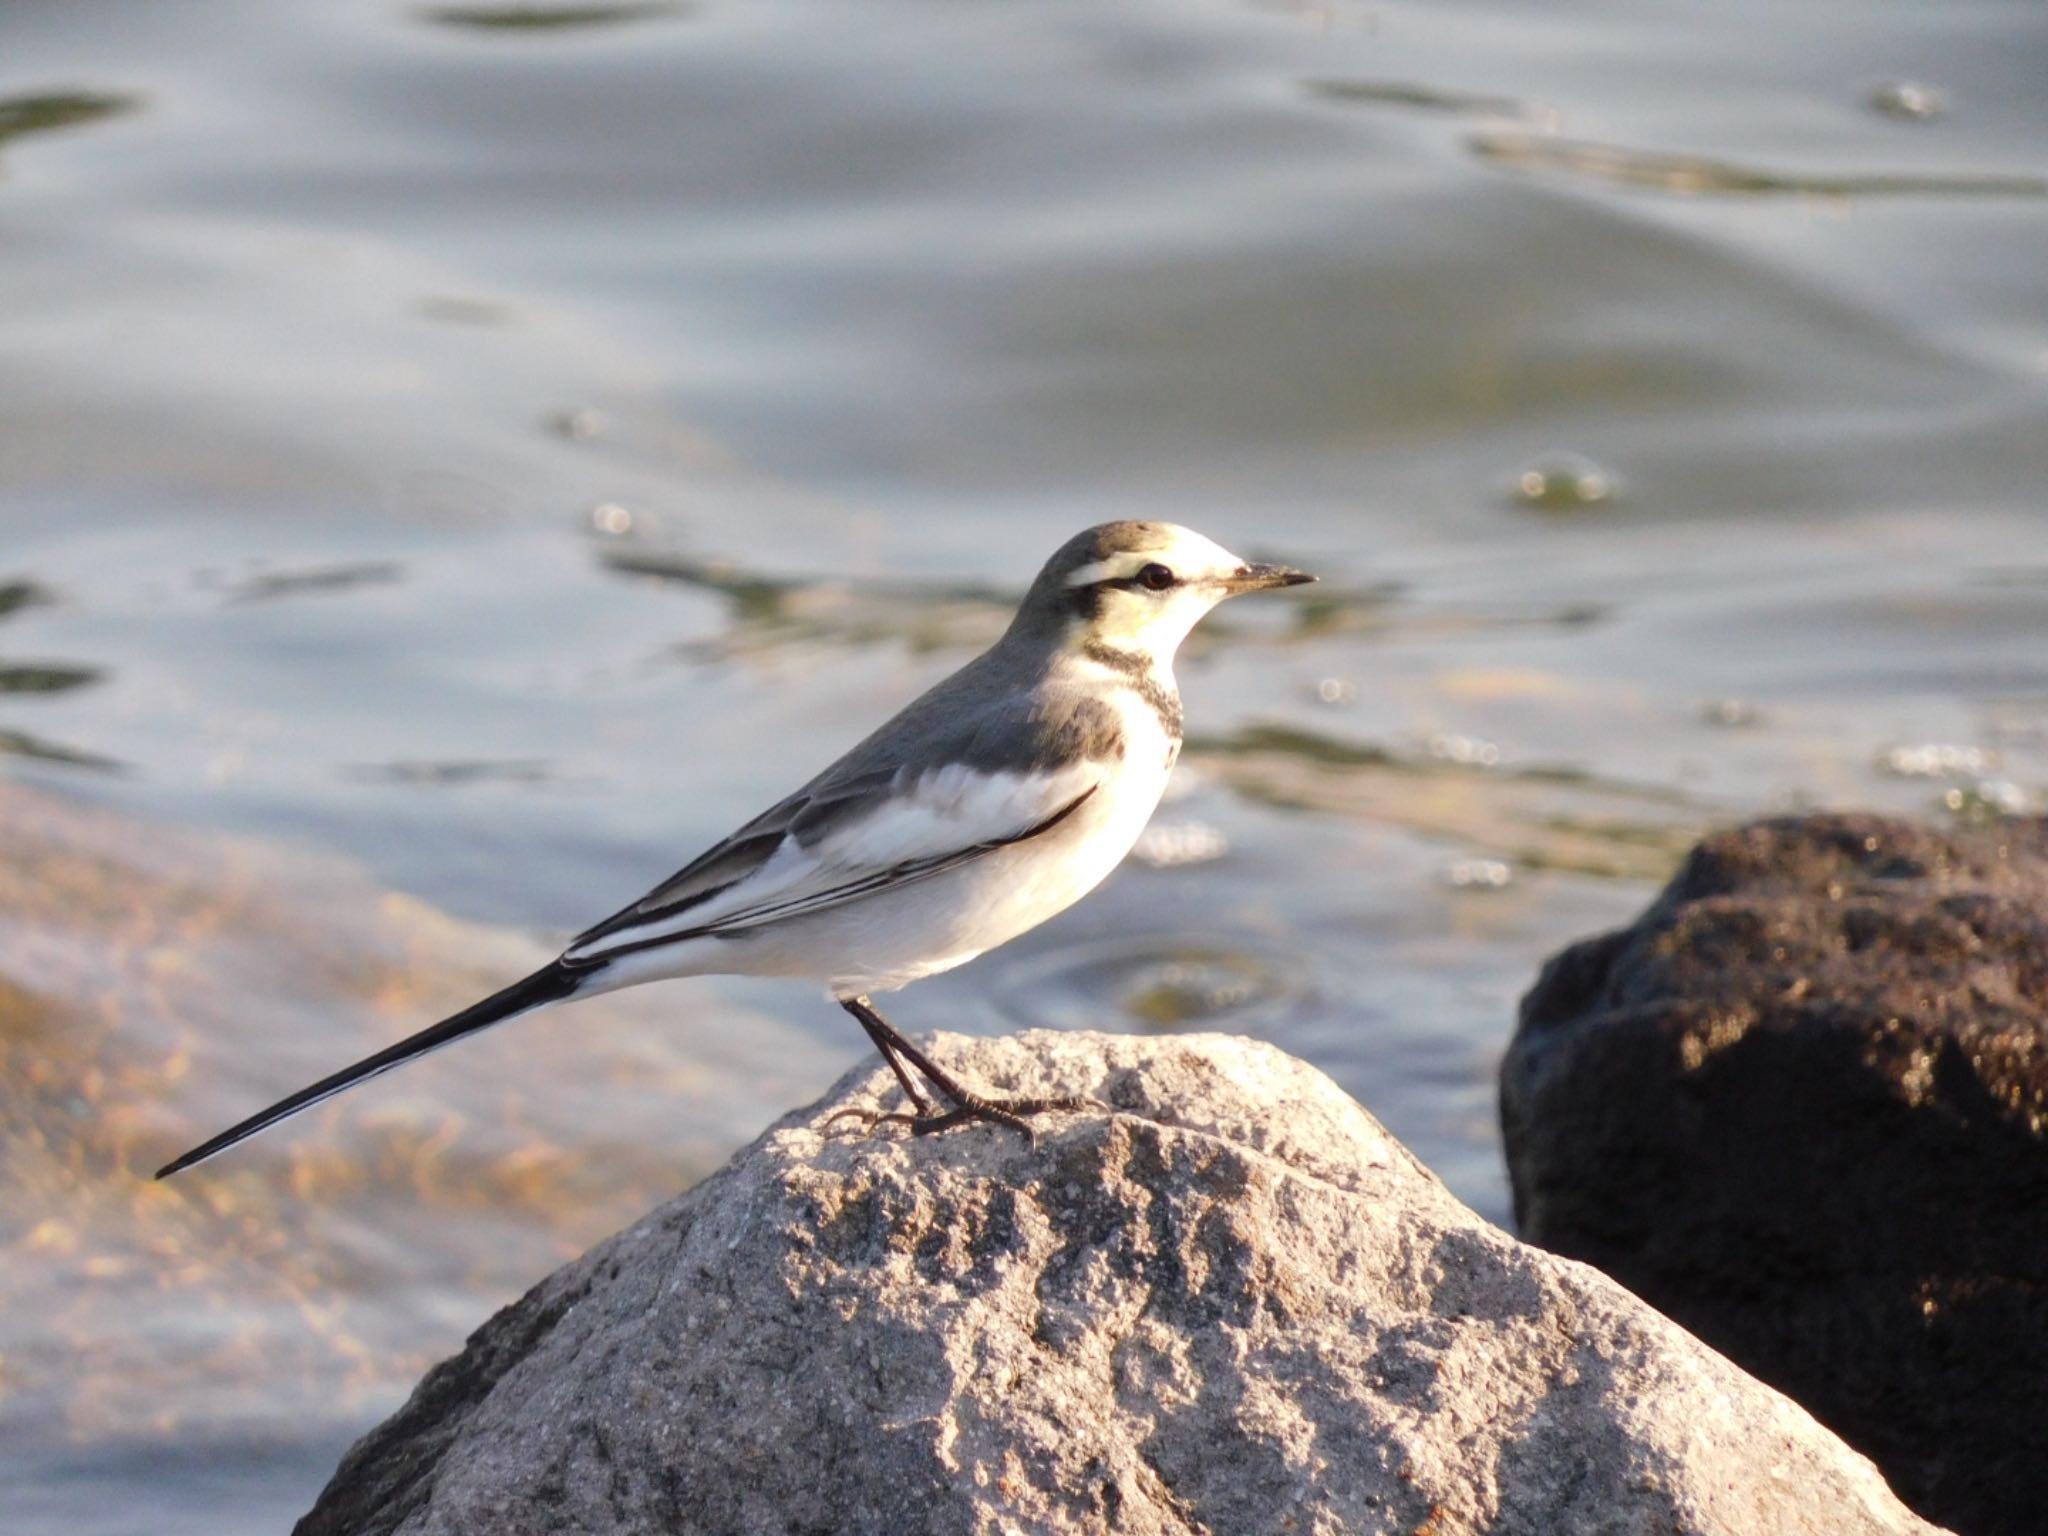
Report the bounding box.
[822,1103,917,1136]
[826,1093,1087,1144]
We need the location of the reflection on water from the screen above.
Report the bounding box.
[596,527,1025,659]
[1304,78,1541,121]
[0,586,100,698]
[0,91,136,152]
[209,562,405,607]
[0,576,113,764]
[599,525,1425,660]
[0,727,122,772]
[0,662,100,695]
[1472,131,2048,199]
[0,580,51,620]
[418,2,689,31]
[342,757,559,786]
[995,934,1303,1034]
[1194,723,1710,881]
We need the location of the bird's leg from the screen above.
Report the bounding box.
[841,997,935,1118]
[820,999,935,1135]
[835,995,1083,1141]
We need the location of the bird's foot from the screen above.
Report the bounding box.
[822,1093,930,1135]
[877,1091,1088,1144]
[824,1091,1086,1143]
[831,996,1087,1144]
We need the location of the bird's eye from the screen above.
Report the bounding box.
[1138,563,1176,592]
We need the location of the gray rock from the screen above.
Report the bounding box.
[1501,812,2048,1536]
[300,1031,1940,1536]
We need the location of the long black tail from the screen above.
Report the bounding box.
[154,961,584,1179]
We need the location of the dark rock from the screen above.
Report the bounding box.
[300,1031,1937,1536]
[1502,811,2048,1536]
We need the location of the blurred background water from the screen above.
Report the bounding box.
[2,0,2045,1527]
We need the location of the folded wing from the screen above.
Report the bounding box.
[562,761,1098,966]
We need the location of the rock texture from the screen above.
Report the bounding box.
[300,1031,1938,1536]
[1502,812,2048,1536]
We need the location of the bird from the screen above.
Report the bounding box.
[156,522,1314,1177]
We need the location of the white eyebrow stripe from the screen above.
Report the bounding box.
[1064,555,1152,588]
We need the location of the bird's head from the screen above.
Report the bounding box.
[1012,520,1315,660]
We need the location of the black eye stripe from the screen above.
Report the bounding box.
[1095,563,1178,592]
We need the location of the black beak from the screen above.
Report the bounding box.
[1223,562,1316,593]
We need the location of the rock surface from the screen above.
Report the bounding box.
[1502,812,2048,1536]
[300,1030,1939,1536]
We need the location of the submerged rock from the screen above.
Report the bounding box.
[0,779,829,1458]
[300,1031,1935,1536]
[1503,812,2048,1536]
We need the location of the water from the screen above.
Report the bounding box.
[3,0,2044,1526]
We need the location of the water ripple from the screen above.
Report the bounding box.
[0,727,123,773]
[1304,78,1540,121]
[994,934,1306,1034]
[0,91,137,152]
[418,2,690,32]
[1471,131,2048,199]
[0,662,102,697]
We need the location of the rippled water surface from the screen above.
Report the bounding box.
[3,0,2045,1527]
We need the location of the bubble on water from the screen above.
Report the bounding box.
[1314,676,1357,706]
[1428,732,1502,768]
[1876,742,1997,779]
[1942,780,2034,819]
[1511,451,1619,511]
[588,502,636,536]
[1445,858,1513,890]
[1869,81,1946,123]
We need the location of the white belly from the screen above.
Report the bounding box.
[824,750,1170,991]
[782,721,1171,993]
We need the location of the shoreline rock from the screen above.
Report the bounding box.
[300,1030,1939,1536]
[1502,812,2048,1536]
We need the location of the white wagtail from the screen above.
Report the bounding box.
[157,522,1313,1177]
